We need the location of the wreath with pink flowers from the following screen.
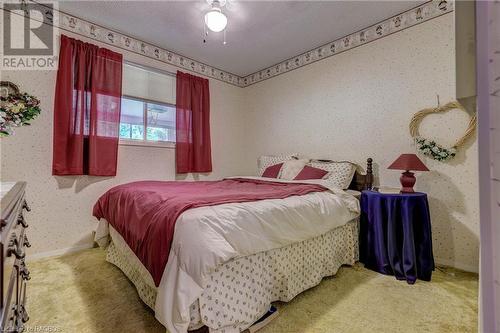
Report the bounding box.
[0,81,41,137]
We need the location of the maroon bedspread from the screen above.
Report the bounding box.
[93,178,327,286]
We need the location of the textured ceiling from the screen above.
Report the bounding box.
[59,0,426,76]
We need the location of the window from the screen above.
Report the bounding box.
[120,62,176,146]
[119,97,176,142]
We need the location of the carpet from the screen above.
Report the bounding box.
[26,248,478,333]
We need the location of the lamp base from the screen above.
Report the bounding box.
[400,171,416,193]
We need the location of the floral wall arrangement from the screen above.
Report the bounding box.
[0,81,41,137]
[414,137,457,161]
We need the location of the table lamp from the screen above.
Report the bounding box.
[388,154,429,193]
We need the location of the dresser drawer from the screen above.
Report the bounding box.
[1,262,16,332]
[1,182,31,333]
[5,221,30,262]
[2,225,31,331]
[3,259,30,333]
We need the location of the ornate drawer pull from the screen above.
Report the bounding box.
[19,261,30,281]
[17,215,28,228]
[7,232,18,249]
[20,304,29,323]
[22,200,31,212]
[20,270,31,281]
[9,304,27,332]
[23,234,31,248]
[9,247,25,260]
[7,233,25,260]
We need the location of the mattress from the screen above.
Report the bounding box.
[105,219,359,333]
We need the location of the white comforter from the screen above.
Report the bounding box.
[95,177,359,333]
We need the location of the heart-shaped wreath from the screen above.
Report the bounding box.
[409,101,476,162]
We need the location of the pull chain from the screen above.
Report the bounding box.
[203,18,208,43]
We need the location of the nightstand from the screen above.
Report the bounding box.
[359,190,435,284]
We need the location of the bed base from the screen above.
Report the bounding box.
[105,219,359,333]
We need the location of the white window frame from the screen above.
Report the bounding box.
[119,95,176,149]
[119,139,176,149]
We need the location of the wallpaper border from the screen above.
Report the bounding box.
[17,0,453,88]
[57,13,245,87]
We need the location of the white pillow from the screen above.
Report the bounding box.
[257,154,298,176]
[279,159,310,180]
[308,161,356,189]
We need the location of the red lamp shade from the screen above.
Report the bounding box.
[388,154,429,193]
[388,154,429,171]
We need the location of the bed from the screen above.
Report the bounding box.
[93,158,373,333]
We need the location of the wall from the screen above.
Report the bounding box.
[0,11,480,272]
[477,1,500,331]
[0,30,247,257]
[241,13,479,272]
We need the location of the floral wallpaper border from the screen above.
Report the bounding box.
[56,12,243,87]
[24,0,453,87]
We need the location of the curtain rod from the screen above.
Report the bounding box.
[124,60,177,78]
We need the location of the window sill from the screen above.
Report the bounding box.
[119,139,175,149]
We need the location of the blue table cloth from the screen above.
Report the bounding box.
[359,190,435,284]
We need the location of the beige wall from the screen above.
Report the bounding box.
[0,30,247,256]
[241,13,479,272]
[0,13,479,272]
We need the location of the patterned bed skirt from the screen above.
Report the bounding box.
[106,218,359,333]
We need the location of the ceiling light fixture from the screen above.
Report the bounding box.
[203,0,228,45]
[204,5,227,32]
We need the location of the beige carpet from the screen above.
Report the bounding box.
[26,248,478,333]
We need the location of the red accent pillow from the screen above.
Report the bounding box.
[262,163,283,178]
[294,165,329,180]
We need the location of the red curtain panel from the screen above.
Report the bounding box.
[176,71,212,173]
[52,35,123,176]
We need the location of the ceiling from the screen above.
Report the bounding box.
[59,0,426,77]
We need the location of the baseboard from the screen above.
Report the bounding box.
[434,258,479,273]
[27,243,96,262]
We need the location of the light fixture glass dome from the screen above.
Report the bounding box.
[204,7,227,32]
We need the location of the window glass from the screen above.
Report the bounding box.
[119,97,175,143]
[146,103,176,142]
[120,98,144,140]
[120,63,176,145]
